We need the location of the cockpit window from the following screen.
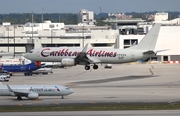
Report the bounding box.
[29,50,33,53]
[66,87,69,90]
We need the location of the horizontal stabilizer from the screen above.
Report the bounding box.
[143,50,155,54]
[156,49,170,53]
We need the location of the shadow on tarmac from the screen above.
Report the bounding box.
[71,75,157,84]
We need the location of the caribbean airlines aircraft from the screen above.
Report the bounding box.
[0,82,73,100]
[24,23,161,70]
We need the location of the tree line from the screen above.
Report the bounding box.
[0,11,179,25]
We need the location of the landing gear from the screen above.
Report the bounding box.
[24,72,33,76]
[85,65,90,70]
[93,64,98,70]
[84,64,98,70]
[61,96,64,99]
[17,96,22,100]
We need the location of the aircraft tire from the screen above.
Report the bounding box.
[93,65,98,70]
[85,66,90,70]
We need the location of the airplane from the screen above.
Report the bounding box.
[0,82,73,100]
[0,62,42,76]
[24,23,162,70]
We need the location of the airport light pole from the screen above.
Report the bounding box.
[50,25,54,46]
[51,29,53,45]
[82,25,84,47]
[14,25,16,58]
[59,14,61,39]
[31,25,33,49]
[32,11,34,49]
[42,9,44,30]
[6,27,9,52]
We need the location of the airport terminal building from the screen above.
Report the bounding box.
[0,12,180,62]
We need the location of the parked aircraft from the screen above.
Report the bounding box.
[0,83,73,100]
[0,62,42,76]
[24,23,161,70]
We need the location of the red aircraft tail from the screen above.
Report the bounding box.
[34,61,41,67]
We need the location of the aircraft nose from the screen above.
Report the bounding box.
[69,89,74,94]
[23,53,28,58]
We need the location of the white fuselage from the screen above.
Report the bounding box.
[0,85,73,96]
[24,47,154,64]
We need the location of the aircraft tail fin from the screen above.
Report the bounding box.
[7,85,13,92]
[129,23,161,51]
[34,61,42,67]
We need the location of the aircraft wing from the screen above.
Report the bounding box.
[75,44,101,64]
[7,85,30,95]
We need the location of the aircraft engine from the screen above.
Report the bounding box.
[61,58,75,66]
[27,93,39,99]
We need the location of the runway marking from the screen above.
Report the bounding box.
[75,71,89,77]
[149,68,154,75]
[151,65,154,69]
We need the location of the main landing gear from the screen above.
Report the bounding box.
[17,96,22,100]
[85,64,98,70]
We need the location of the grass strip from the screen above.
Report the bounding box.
[0,103,180,112]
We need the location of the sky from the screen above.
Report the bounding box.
[0,0,180,14]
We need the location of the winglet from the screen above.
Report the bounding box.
[7,85,13,92]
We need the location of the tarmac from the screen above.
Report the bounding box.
[1,63,180,106]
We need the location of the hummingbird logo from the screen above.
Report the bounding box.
[55,86,60,91]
